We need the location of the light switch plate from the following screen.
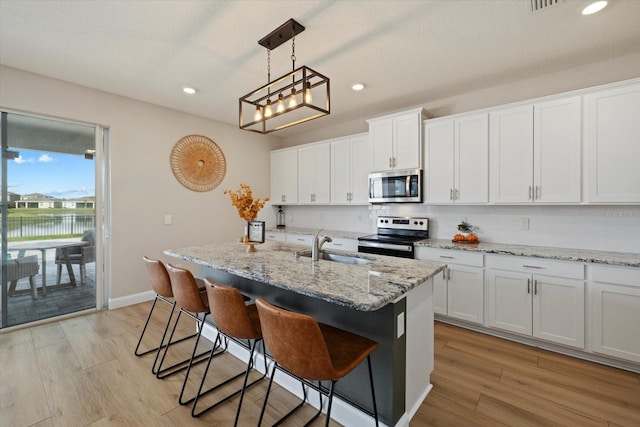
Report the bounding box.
[164,214,172,225]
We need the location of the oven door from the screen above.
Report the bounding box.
[368,169,422,203]
[357,240,415,258]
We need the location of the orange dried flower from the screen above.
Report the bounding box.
[224,183,269,221]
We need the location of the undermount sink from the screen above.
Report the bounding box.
[300,251,372,265]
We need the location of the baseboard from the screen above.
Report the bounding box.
[108,290,155,309]
[201,323,388,426]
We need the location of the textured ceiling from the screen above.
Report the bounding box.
[1,0,640,138]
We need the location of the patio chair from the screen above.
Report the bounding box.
[5,255,40,299]
[55,229,96,285]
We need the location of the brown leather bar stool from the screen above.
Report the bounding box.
[256,298,379,427]
[158,264,222,391]
[136,256,201,376]
[190,279,267,424]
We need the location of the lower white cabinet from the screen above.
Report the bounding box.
[265,231,287,242]
[486,255,585,349]
[589,265,640,363]
[416,248,484,324]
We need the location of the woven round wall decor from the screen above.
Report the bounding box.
[170,134,226,192]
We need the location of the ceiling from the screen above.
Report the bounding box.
[2,0,640,139]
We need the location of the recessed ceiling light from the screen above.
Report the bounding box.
[582,1,607,15]
[352,83,365,91]
[183,87,197,94]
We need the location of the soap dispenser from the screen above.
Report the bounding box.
[276,206,286,229]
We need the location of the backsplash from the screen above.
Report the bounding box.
[274,204,640,253]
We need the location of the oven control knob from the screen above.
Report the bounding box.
[419,221,424,225]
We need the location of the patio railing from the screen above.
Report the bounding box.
[6,215,96,239]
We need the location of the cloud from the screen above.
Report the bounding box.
[38,154,54,163]
[14,156,33,164]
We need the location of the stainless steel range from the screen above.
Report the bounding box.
[358,216,429,259]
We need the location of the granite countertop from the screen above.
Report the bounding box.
[414,239,640,268]
[268,227,639,268]
[164,241,445,311]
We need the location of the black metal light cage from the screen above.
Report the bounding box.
[239,65,330,134]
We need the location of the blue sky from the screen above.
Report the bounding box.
[8,149,95,198]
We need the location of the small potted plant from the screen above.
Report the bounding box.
[454,221,479,243]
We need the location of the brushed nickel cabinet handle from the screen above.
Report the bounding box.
[523,265,544,269]
[534,279,538,295]
[527,278,531,294]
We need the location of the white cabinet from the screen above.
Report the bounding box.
[265,231,287,242]
[416,248,484,324]
[424,113,488,204]
[486,255,585,349]
[321,237,358,252]
[297,143,331,204]
[589,265,640,363]
[585,82,640,203]
[331,133,370,204]
[271,148,298,204]
[368,108,426,171]
[489,97,581,203]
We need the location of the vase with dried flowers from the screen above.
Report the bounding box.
[224,183,269,243]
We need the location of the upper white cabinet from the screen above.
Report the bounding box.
[486,255,585,349]
[271,148,298,205]
[489,97,581,203]
[424,113,489,204]
[331,133,370,204]
[368,108,426,171]
[585,82,640,203]
[297,142,331,204]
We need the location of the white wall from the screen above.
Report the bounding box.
[0,66,278,300]
[283,204,640,254]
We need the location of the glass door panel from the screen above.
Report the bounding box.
[1,111,97,328]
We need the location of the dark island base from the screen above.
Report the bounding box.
[200,266,406,426]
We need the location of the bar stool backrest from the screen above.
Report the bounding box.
[204,279,261,340]
[166,264,208,313]
[256,298,335,381]
[143,256,173,298]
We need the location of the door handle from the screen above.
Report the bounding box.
[534,279,538,295]
[527,278,531,294]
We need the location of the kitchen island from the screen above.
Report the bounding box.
[165,241,445,427]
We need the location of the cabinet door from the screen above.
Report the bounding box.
[489,105,534,203]
[432,267,448,315]
[297,146,315,203]
[271,149,298,204]
[585,83,640,203]
[487,269,532,335]
[370,119,393,171]
[591,283,640,363]
[394,112,421,170]
[456,113,489,203]
[424,120,455,203]
[447,264,484,324]
[534,97,582,203]
[350,135,371,204]
[331,138,351,204]
[533,275,584,349]
[314,143,331,204]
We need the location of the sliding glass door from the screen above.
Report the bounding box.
[1,111,98,328]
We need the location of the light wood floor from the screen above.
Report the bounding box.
[0,301,638,426]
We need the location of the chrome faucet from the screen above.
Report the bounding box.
[312,229,332,261]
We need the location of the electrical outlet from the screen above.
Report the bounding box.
[520,218,530,230]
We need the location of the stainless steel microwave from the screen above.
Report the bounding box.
[368,168,422,203]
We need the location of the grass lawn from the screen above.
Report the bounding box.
[7,208,95,218]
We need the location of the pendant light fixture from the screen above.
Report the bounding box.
[239,19,330,134]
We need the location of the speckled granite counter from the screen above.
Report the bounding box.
[165,241,444,311]
[414,239,640,268]
[268,227,639,268]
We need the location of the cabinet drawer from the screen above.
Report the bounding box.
[486,255,584,280]
[287,234,313,246]
[589,264,640,287]
[416,248,483,267]
[265,232,287,242]
[323,238,358,252]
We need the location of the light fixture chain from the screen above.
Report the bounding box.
[267,49,271,83]
[291,35,296,70]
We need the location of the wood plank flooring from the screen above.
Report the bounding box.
[1,301,639,426]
